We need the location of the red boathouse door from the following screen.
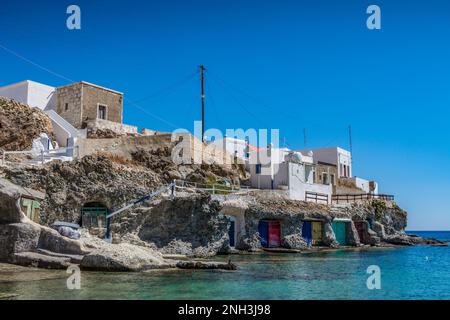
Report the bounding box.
[268,221,281,247]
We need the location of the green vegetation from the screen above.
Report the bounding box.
[372,199,387,219]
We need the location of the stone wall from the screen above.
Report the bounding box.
[56,82,123,129]
[315,163,338,185]
[81,83,122,124]
[86,119,138,136]
[56,83,83,128]
[77,133,235,169]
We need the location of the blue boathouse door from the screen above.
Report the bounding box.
[302,221,312,245]
[228,217,236,247]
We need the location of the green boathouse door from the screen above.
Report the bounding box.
[81,202,108,229]
[332,221,347,245]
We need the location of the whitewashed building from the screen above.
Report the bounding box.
[298,147,379,194]
[0,80,57,111]
[298,147,352,178]
[207,137,250,163]
[249,146,332,202]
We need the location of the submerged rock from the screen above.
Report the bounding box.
[13,252,71,269]
[176,260,237,271]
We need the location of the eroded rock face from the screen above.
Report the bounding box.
[4,155,161,225]
[346,221,361,247]
[0,183,88,265]
[135,194,230,257]
[323,221,339,248]
[281,234,308,250]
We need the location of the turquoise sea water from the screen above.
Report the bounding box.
[0,231,449,300]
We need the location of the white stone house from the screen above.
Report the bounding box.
[248,146,332,202]
[298,147,352,178]
[0,80,83,147]
[298,147,378,194]
[0,80,142,148]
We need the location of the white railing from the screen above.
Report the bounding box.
[173,179,253,195]
[0,146,80,166]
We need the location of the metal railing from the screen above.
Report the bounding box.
[331,193,394,204]
[173,179,252,195]
[305,191,329,204]
[1,146,80,166]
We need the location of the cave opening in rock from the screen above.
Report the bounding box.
[81,202,108,229]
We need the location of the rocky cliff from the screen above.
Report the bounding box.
[0,97,53,151]
[2,153,442,259]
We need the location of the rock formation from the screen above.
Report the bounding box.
[0,97,53,151]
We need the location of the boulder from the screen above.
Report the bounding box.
[160,239,194,256]
[80,242,171,272]
[0,223,41,261]
[0,187,23,224]
[37,225,87,255]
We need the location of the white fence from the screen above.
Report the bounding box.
[0,146,80,166]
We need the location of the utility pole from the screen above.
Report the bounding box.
[348,125,353,166]
[348,125,353,153]
[200,65,206,143]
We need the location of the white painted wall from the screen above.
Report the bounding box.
[287,162,332,202]
[0,80,56,110]
[249,149,332,202]
[208,137,249,163]
[27,80,56,110]
[299,147,352,178]
[353,177,379,194]
[0,81,28,105]
[45,110,82,147]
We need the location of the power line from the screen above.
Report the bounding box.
[0,43,75,83]
[0,42,184,130]
[208,72,268,128]
[130,70,198,104]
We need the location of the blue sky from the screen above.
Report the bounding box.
[0,0,449,230]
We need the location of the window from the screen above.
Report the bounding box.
[322,173,329,185]
[330,174,335,185]
[65,103,69,111]
[98,104,107,120]
[256,164,262,174]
